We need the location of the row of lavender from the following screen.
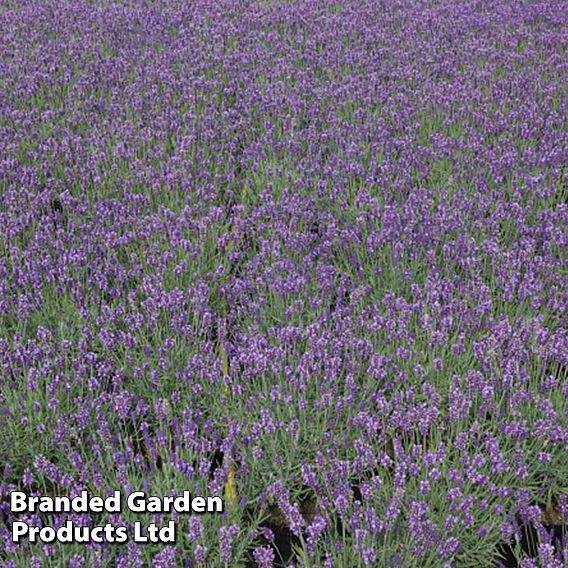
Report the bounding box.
[1,0,567,566]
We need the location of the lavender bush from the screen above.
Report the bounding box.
[0,0,567,566]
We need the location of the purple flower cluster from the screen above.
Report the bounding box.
[0,0,566,566]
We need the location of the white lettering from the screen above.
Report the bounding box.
[12,522,28,542]
[127,492,146,512]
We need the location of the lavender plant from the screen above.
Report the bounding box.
[0,0,567,566]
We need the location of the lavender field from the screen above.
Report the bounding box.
[1,0,567,566]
